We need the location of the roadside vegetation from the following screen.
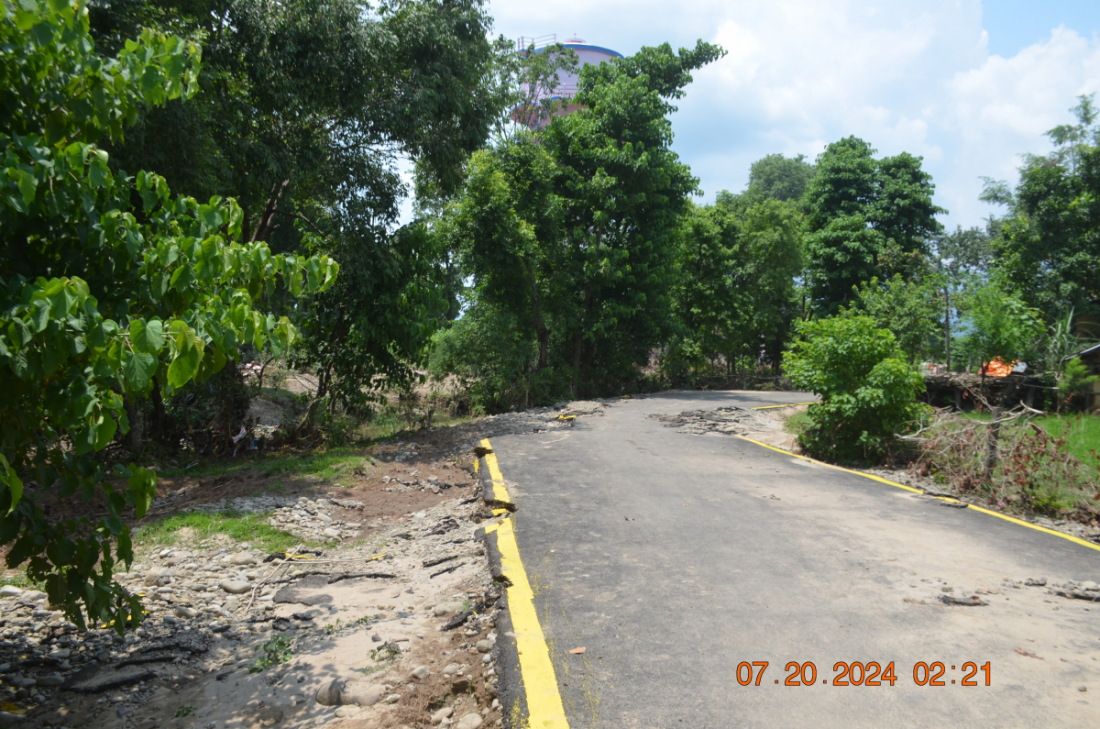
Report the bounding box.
[132,511,317,554]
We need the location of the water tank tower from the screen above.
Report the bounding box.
[512,34,624,129]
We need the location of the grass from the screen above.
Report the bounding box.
[155,410,480,482]
[959,412,1100,469]
[157,446,370,481]
[783,411,813,437]
[132,510,321,553]
[0,572,46,592]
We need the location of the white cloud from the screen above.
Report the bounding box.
[483,0,1100,228]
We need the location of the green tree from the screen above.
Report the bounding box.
[803,137,944,314]
[955,284,1046,371]
[669,202,749,376]
[440,41,725,401]
[668,194,803,379]
[1057,357,1099,413]
[784,316,926,463]
[89,0,511,416]
[934,225,994,282]
[499,42,580,136]
[845,275,942,365]
[427,298,549,413]
[1,0,336,628]
[746,153,816,202]
[984,96,1100,322]
[544,41,725,393]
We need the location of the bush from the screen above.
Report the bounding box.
[784,316,927,463]
[427,301,570,412]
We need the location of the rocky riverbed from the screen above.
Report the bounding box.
[0,487,512,729]
[0,399,622,729]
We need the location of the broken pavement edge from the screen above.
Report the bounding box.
[477,443,569,729]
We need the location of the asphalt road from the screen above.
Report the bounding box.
[489,391,1100,729]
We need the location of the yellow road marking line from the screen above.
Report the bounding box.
[751,402,816,410]
[736,435,1100,553]
[481,438,570,729]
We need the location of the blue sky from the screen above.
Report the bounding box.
[984,1,1098,57]
[478,0,1100,230]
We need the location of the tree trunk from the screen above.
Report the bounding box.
[150,376,167,444]
[251,179,290,243]
[125,396,143,453]
[531,280,549,371]
[982,380,1017,481]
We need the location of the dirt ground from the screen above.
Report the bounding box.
[0,403,540,729]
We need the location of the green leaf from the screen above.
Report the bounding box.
[0,454,24,513]
[126,465,156,519]
[123,350,157,391]
[130,319,165,354]
[94,414,119,451]
[29,299,50,332]
[167,336,201,388]
[89,149,110,188]
[170,264,194,291]
[13,168,37,206]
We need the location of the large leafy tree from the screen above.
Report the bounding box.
[986,96,1100,322]
[844,275,942,365]
[669,193,802,379]
[747,153,816,202]
[544,41,725,393]
[803,137,944,314]
[441,41,725,400]
[1,0,336,628]
[89,0,511,413]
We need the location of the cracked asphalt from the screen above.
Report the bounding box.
[489,391,1100,729]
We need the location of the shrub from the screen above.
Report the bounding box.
[784,316,927,463]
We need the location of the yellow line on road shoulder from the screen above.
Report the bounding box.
[481,438,570,729]
[736,435,1100,553]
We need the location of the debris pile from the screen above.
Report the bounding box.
[1048,579,1100,602]
[375,401,612,464]
[650,407,770,436]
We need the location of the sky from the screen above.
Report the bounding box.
[477,0,1100,231]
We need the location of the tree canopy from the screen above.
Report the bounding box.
[986,95,1100,322]
[803,136,944,314]
[1,0,336,629]
[437,40,725,403]
[88,0,511,415]
[747,153,816,202]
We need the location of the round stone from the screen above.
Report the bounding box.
[456,713,483,729]
[219,580,252,595]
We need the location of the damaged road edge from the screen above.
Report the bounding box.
[477,438,570,729]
